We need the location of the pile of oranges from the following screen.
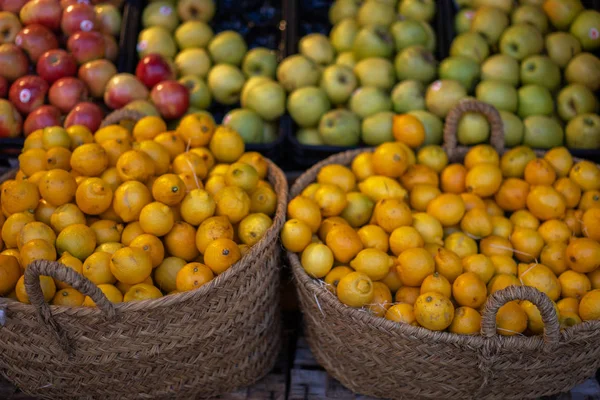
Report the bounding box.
[283,119,600,335]
[0,113,277,306]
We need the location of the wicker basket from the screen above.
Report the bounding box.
[0,156,288,398]
[288,99,600,400]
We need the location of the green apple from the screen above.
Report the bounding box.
[425,80,467,118]
[222,109,264,144]
[518,85,554,118]
[137,27,177,59]
[352,26,394,60]
[570,10,600,51]
[390,19,430,52]
[329,0,360,25]
[543,0,584,30]
[557,84,598,122]
[471,6,509,46]
[175,21,213,49]
[357,1,395,27]
[475,80,518,113]
[523,115,564,149]
[394,45,437,84]
[520,55,561,91]
[142,1,179,32]
[457,112,490,145]
[207,64,245,105]
[545,32,582,69]
[262,121,279,143]
[520,0,544,5]
[474,0,512,13]
[177,0,216,22]
[330,18,359,53]
[481,54,520,87]
[499,24,544,61]
[287,87,331,128]
[277,55,321,92]
[336,52,356,69]
[439,56,480,92]
[300,33,335,66]
[353,57,395,91]
[179,75,211,110]
[450,32,489,63]
[297,128,325,145]
[318,109,361,146]
[241,77,273,107]
[175,48,212,78]
[499,111,524,147]
[399,0,436,22]
[420,21,437,53]
[208,31,247,66]
[456,0,475,6]
[391,80,426,113]
[511,5,548,34]
[566,113,600,149]
[407,110,443,145]
[565,53,600,91]
[349,86,392,119]
[242,47,277,78]
[455,9,475,34]
[320,64,358,105]
[361,111,394,145]
[244,81,286,121]
[123,100,159,116]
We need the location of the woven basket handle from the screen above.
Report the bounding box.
[442,99,504,160]
[481,285,560,344]
[100,109,145,129]
[24,260,117,355]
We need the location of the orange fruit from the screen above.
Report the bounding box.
[249,185,277,216]
[351,152,375,182]
[460,208,493,239]
[55,252,84,289]
[444,232,477,259]
[15,275,56,304]
[385,303,418,326]
[213,186,251,224]
[96,242,125,254]
[579,289,600,321]
[372,198,412,233]
[392,114,425,148]
[195,216,234,254]
[440,163,467,194]
[559,270,591,299]
[409,184,440,212]
[566,238,600,273]
[569,161,600,191]
[487,273,521,294]
[154,131,185,161]
[494,178,529,211]
[464,144,500,170]
[336,271,374,307]
[356,224,389,253]
[371,142,410,178]
[563,209,583,236]
[225,162,259,192]
[238,213,272,246]
[102,138,133,167]
[89,220,123,245]
[434,247,463,283]
[25,170,47,186]
[449,306,481,335]
[116,149,155,183]
[490,216,512,239]
[130,234,165,269]
[121,221,144,246]
[176,189,215,227]
[426,194,466,228]
[41,126,71,149]
[495,301,528,336]
[2,180,40,215]
[82,251,116,285]
[190,148,216,172]
[520,300,552,335]
[38,169,77,207]
[56,224,97,261]
[94,125,130,144]
[52,288,85,306]
[281,219,313,253]
[236,153,267,181]
[151,174,186,206]
[524,158,557,186]
[204,238,241,275]
[453,272,487,308]
[557,297,580,315]
[154,256,186,293]
[462,254,495,284]
[2,249,22,271]
[160,221,198,261]
[66,125,94,150]
[172,152,208,180]
[70,143,109,177]
[137,140,171,176]
[582,208,600,241]
[100,167,123,193]
[175,262,214,292]
[17,221,56,249]
[318,217,350,242]
[367,281,393,317]
[416,145,448,173]
[82,284,123,306]
[510,228,544,263]
[579,190,600,211]
[317,164,356,193]
[18,148,48,177]
[324,266,354,294]
[300,242,334,278]
[553,178,581,209]
[414,291,454,331]
[110,246,153,284]
[313,184,348,217]
[517,263,561,301]
[133,115,167,141]
[526,185,566,221]
[50,203,86,233]
[396,247,435,286]
[176,113,215,147]
[389,226,424,256]
[23,129,44,150]
[350,248,393,281]
[75,177,113,215]
[340,192,375,228]
[465,164,502,197]
[393,286,419,305]
[544,147,573,178]
[510,210,540,230]
[560,312,583,329]
[480,235,513,258]
[45,147,72,171]
[484,199,504,217]
[357,176,408,202]
[123,283,163,301]
[0,254,21,295]
[420,272,452,298]
[460,193,486,211]
[139,202,174,237]
[2,212,35,248]
[538,220,571,244]
[589,269,600,290]
[379,267,403,292]
[209,126,245,163]
[490,255,517,276]
[400,164,439,192]
[326,224,363,264]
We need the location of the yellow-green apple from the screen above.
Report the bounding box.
[566,113,600,149]
[425,79,467,118]
[318,109,360,146]
[243,80,286,121]
[545,32,581,69]
[287,86,331,128]
[0,43,29,81]
[79,59,117,98]
[207,63,245,105]
[481,54,520,86]
[179,75,211,110]
[174,48,211,78]
[223,108,264,143]
[137,26,176,59]
[0,98,22,137]
[94,3,122,36]
[565,53,600,91]
[0,11,21,44]
[276,54,320,92]
[104,73,149,109]
[320,64,357,105]
[353,57,395,90]
[174,20,213,49]
[208,30,247,65]
[391,80,425,113]
[352,25,394,60]
[242,47,277,78]
[349,86,392,119]
[142,1,179,31]
[517,84,554,118]
[543,0,584,30]
[557,83,598,121]
[177,0,215,22]
[395,45,437,84]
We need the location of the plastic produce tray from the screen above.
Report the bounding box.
[121,0,288,163]
[283,0,451,168]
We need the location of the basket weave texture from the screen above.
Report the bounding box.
[0,157,288,399]
[288,100,600,400]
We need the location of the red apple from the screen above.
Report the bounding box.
[36,49,77,83]
[61,3,98,35]
[0,76,7,97]
[78,58,116,98]
[135,53,175,89]
[150,80,189,120]
[104,73,149,109]
[64,101,103,131]
[20,0,63,31]
[66,30,104,64]
[60,0,90,8]
[23,104,61,135]
[94,3,121,36]
[103,33,117,62]
[0,98,22,138]
[0,10,22,44]
[0,44,29,81]
[48,76,89,113]
[1,0,29,13]
[9,75,48,114]
[15,24,59,63]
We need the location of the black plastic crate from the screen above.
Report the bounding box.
[121,0,288,163]
[284,0,449,168]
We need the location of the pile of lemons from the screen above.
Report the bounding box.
[0,112,277,306]
[283,121,600,335]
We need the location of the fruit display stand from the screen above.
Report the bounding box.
[287,100,600,400]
